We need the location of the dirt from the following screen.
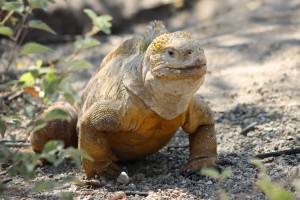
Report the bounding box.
[1,0,300,199]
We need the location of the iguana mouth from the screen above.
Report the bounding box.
[166,64,206,70]
[152,64,207,79]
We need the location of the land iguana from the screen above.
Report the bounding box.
[30,21,218,179]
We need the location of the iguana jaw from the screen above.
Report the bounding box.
[151,62,207,80]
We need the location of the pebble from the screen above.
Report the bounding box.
[290,167,300,179]
[117,171,130,184]
[206,181,213,185]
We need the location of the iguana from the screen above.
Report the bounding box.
[30,21,218,178]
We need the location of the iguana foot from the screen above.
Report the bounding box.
[182,156,217,171]
[83,159,121,179]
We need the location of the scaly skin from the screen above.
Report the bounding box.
[30,21,217,178]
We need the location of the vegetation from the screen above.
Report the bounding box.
[201,160,300,200]
[0,0,111,198]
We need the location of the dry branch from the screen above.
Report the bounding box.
[255,148,300,159]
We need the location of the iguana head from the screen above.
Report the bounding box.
[145,31,207,80]
[124,23,208,119]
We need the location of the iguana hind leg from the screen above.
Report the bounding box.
[29,101,78,153]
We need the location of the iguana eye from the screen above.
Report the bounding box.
[187,50,192,55]
[168,50,175,57]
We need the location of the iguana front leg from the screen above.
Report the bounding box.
[182,95,217,170]
[78,100,122,179]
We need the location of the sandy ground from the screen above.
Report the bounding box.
[1,0,300,199]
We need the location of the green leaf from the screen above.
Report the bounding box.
[28,20,56,35]
[42,72,66,102]
[43,109,71,122]
[0,120,6,137]
[0,180,5,195]
[40,140,65,165]
[43,140,64,153]
[46,0,56,3]
[0,99,10,114]
[2,2,24,13]
[56,192,73,200]
[220,191,230,200]
[0,0,7,7]
[27,119,48,134]
[67,60,92,71]
[83,9,112,35]
[0,145,11,163]
[28,0,48,11]
[19,72,35,86]
[221,167,232,179]
[83,9,97,22]
[24,105,36,119]
[64,148,93,168]
[21,42,52,55]
[95,15,112,34]
[45,68,57,81]
[59,82,82,104]
[0,26,13,37]
[8,152,37,179]
[250,158,266,174]
[257,178,293,200]
[31,180,58,193]
[201,167,220,179]
[74,36,100,51]
[63,90,81,105]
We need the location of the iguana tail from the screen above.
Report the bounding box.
[29,101,79,153]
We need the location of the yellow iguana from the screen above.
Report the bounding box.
[30,21,218,178]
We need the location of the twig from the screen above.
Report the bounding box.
[2,178,12,184]
[124,191,148,197]
[5,12,29,73]
[0,10,14,25]
[5,91,24,102]
[255,148,300,159]
[0,139,27,143]
[23,95,38,106]
[2,142,30,147]
[0,171,7,176]
[54,184,71,190]
[240,122,257,136]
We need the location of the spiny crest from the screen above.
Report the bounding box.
[150,31,192,52]
[143,21,168,46]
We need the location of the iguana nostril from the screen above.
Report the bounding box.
[186,50,192,55]
[195,58,207,66]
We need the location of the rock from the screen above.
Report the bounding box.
[289,166,300,179]
[206,180,213,185]
[117,171,130,184]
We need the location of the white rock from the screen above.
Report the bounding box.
[206,180,213,185]
[117,171,130,184]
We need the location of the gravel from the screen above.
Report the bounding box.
[1,0,300,199]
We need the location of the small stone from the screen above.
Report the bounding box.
[117,171,130,184]
[206,180,213,185]
[290,167,300,179]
